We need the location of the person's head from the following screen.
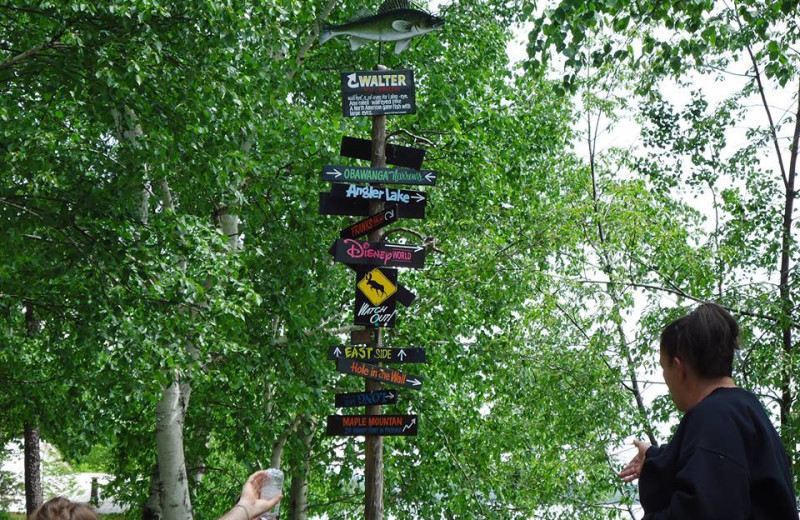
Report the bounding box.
[659,303,740,409]
[30,497,98,520]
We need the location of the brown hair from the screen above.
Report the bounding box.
[660,302,740,378]
[30,497,98,520]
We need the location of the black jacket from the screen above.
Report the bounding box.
[640,387,798,519]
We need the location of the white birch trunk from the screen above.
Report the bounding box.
[155,379,193,520]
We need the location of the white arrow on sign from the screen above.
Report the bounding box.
[411,192,426,203]
[390,244,424,252]
[331,168,343,179]
[333,347,342,357]
[425,172,436,183]
[402,418,416,432]
[387,391,395,399]
[397,349,407,361]
[408,378,422,387]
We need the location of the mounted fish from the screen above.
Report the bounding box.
[319,0,444,54]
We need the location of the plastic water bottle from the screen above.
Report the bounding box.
[259,468,284,519]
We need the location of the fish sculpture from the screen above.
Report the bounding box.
[319,0,444,54]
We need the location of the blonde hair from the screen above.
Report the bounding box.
[30,497,98,520]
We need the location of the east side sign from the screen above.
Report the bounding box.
[328,345,427,364]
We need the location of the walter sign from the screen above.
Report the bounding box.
[342,69,415,117]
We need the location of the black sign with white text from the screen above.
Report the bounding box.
[342,70,415,117]
[322,165,437,186]
[331,183,427,206]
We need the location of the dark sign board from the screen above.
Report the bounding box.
[329,345,427,364]
[334,390,397,408]
[334,238,426,269]
[322,165,437,187]
[331,183,426,205]
[354,267,398,328]
[326,414,418,436]
[319,192,425,219]
[337,359,424,390]
[341,136,426,170]
[342,70,415,117]
[340,205,398,240]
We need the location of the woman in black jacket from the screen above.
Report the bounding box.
[619,303,798,519]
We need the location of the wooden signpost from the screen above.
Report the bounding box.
[319,57,440,520]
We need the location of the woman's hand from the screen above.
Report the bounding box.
[618,439,651,483]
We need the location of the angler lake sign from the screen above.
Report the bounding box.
[322,165,437,186]
[337,359,424,390]
[329,345,427,364]
[331,183,426,205]
[334,238,426,269]
[335,390,398,408]
[326,414,418,436]
[342,70,416,117]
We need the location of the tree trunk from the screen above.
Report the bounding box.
[24,422,42,515]
[143,463,162,520]
[155,380,193,520]
[287,420,315,520]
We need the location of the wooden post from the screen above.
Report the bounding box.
[365,64,388,520]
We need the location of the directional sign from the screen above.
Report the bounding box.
[334,390,398,408]
[329,345,427,364]
[341,136,426,170]
[319,192,426,219]
[326,414,418,436]
[331,183,427,205]
[354,267,397,328]
[340,205,398,240]
[323,165,437,187]
[337,359,424,390]
[334,238,426,269]
[341,70,415,117]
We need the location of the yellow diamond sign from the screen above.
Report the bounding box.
[357,268,397,306]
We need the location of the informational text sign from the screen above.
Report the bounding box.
[341,70,416,117]
[354,267,398,328]
[326,414,418,436]
[331,183,426,206]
